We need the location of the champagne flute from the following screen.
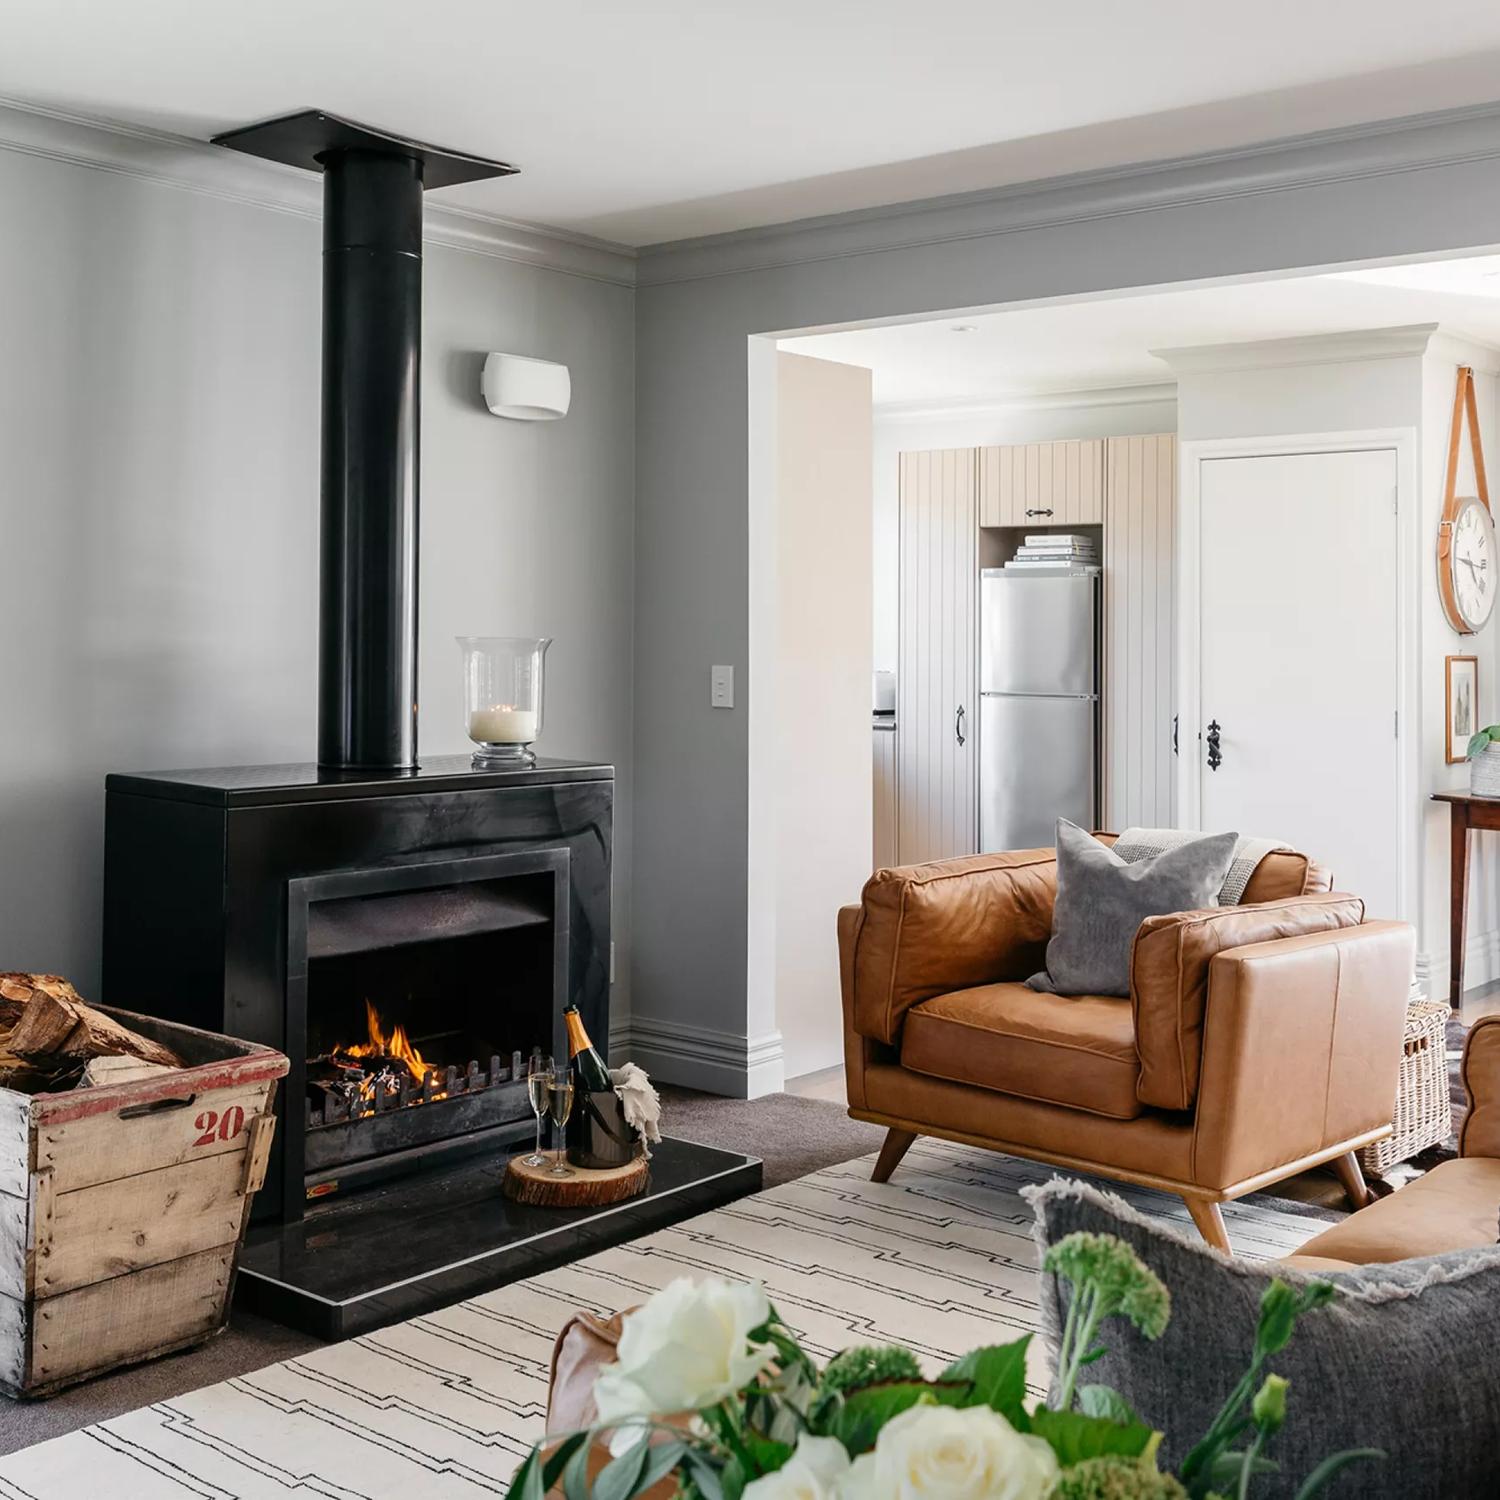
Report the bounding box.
[548,1065,576,1177]
[523,1054,553,1167]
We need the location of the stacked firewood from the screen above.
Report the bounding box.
[0,973,183,1094]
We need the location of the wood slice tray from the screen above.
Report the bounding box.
[503,1152,648,1208]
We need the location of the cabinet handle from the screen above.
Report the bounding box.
[1025,508,1054,518]
[955,705,966,747]
[1206,720,1222,771]
[1172,714,1178,757]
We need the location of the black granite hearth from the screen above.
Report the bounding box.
[235,1137,762,1338]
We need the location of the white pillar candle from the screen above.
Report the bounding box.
[467,705,538,744]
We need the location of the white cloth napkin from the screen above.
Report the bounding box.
[609,1062,662,1156]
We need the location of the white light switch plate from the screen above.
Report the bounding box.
[711,664,734,708]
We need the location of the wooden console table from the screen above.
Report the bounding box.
[1433,791,1500,1009]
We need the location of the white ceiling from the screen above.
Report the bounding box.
[6,2,1500,245]
[780,257,1500,407]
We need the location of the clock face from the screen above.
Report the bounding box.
[1452,499,1498,631]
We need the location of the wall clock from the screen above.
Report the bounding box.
[1438,365,1497,635]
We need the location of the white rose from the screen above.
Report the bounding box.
[743,1435,852,1500]
[837,1403,1059,1500]
[592,1276,775,1430]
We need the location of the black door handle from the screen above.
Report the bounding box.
[955,705,966,747]
[1206,720,1222,771]
[1172,714,1178,757]
[1025,508,1054,518]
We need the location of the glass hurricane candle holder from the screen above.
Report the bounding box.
[459,636,551,766]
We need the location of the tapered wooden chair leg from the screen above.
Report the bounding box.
[1330,1150,1373,1210]
[871,1128,917,1183]
[1185,1196,1231,1253]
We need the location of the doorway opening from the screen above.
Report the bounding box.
[753,252,1500,1081]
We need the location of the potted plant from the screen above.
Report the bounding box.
[1467,724,1500,796]
[507,1234,1379,1500]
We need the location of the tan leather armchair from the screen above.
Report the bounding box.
[839,842,1415,1251]
[1284,1013,1500,1267]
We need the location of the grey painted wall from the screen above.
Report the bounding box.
[632,128,1500,1090]
[0,145,636,1022]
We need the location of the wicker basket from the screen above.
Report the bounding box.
[1360,1000,1453,1175]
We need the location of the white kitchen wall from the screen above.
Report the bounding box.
[0,141,637,1024]
[768,353,872,1083]
[870,394,1177,670]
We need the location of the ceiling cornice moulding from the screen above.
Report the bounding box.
[874,381,1178,422]
[636,101,1500,288]
[0,96,639,287]
[1152,323,1439,374]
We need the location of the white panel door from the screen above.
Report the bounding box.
[898,449,977,864]
[1195,449,1400,916]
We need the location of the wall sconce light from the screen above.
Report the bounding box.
[480,352,572,420]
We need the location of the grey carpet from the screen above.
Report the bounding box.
[656,1083,885,1186]
[0,1087,884,1456]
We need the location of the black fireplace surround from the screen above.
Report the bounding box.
[101,756,614,1226]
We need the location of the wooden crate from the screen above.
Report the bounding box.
[0,1007,288,1398]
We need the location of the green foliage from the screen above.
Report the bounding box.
[1079,1386,1142,1426]
[1046,1232,1172,1411]
[828,1382,937,1453]
[1289,1449,1385,1499]
[1028,1409,1155,1466]
[1468,725,1500,759]
[822,1343,923,1394]
[1250,1376,1288,1436]
[939,1338,1030,1421]
[1178,1279,1373,1500]
[1053,1455,1188,1499]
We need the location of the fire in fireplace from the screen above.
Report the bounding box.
[309,998,485,1118]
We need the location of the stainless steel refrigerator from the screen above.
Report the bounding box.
[979,569,1100,851]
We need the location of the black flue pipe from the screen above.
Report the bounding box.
[210,112,516,772]
[318,149,424,771]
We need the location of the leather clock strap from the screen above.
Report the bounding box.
[1444,365,1491,519]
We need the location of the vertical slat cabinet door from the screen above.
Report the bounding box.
[978,447,1000,527]
[1102,434,1177,828]
[1074,439,1105,523]
[897,449,977,864]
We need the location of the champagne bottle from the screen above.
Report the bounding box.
[564,1006,612,1092]
[564,1006,633,1168]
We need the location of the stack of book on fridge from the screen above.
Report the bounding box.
[1004,533,1101,571]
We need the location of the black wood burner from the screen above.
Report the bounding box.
[101,756,613,1225]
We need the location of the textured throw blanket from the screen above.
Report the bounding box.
[1111,827,1290,905]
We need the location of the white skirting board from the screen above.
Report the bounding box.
[1415,926,1500,1001]
[615,1017,785,1098]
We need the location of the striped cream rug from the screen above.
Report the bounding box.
[0,1141,1329,1499]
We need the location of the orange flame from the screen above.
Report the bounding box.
[341,999,432,1084]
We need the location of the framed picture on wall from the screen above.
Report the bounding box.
[1447,654,1479,764]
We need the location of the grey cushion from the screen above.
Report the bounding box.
[1026,820,1238,997]
[1026,1177,1500,1500]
